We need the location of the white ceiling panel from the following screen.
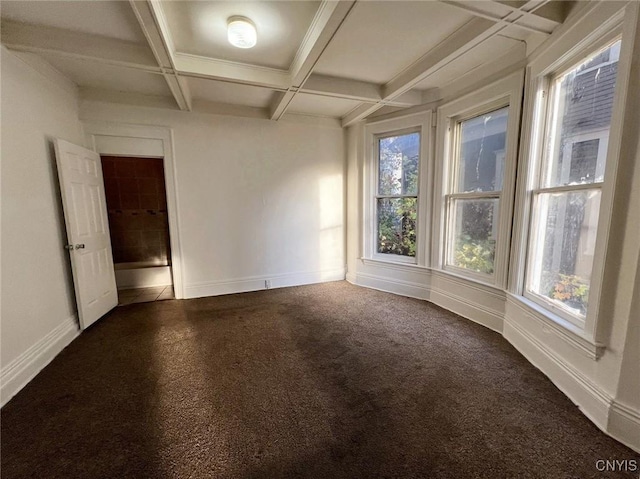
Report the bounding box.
[314,1,474,84]
[188,77,273,107]
[286,93,364,118]
[0,0,147,44]
[40,54,172,96]
[413,35,523,90]
[162,1,321,70]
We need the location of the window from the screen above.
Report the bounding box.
[525,40,621,324]
[446,108,509,276]
[433,71,522,286]
[376,131,420,258]
[364,112,430,265]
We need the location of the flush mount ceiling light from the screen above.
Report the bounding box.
[227,16,257,49]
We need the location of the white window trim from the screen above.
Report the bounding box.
[364,111,432,267]
[432,71,524,289]
[510,0,634,347]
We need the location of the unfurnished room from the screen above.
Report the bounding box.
[1,0,639,477]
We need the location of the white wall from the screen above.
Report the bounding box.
[80,101,346,299]
[1,47,84,404]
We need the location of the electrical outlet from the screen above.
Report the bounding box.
[265,279,271,289]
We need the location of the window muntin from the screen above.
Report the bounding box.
[375,131,420,258]
[445,107,509,276]
[525,40,621,324]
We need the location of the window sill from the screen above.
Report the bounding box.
[506,293,605,360]
[441,265,497,289]
[361,257,427,272]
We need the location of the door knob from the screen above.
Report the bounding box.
[75,244,86,249]
[64,244,74,250]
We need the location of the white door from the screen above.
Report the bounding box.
[55,139,117,329]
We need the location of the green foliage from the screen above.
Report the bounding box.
[453,236,494,274]
[378,198,416,256]
[551,274,589,313]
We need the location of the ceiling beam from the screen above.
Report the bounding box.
[289,0,357,86]
[440,1,558,35]
[1,19,417,111]
[342,17,502,126]
[129,0,191,110]
[269,0,357,120]
[301,74,421,107]
[175,53,291,90]
[0,20,160,72]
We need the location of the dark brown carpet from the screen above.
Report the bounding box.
[1,282,637,478]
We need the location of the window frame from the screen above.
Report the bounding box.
[364,111,432,266]
[433,72,524,288]
[523,42,621,327]
[509,4,632,345]
[373,127,421,263]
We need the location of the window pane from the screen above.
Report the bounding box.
[527,190,602,318]
[378,132,420,196]
[377,197,417,257]
[543,41,620,187]
[448,198,499,274]
[456,107,509,193]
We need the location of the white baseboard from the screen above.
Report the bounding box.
[351,267,639,451]
[608,401,640,453]
[353,270,503,333]
[184,268,347,299]
[1,315,80,408]
[504,317,612,431]
[430,286,504,333]
[354,271,430,300]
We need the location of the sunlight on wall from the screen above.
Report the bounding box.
[318,174,345,278]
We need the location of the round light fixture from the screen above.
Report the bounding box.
[227,16,257,49]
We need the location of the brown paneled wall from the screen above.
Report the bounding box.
[101,156,171,265]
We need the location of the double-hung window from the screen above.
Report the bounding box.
[434,72,523,286]
[446,107,509,277]
[525,40,621,325]
[375,131,420,259]
[365,112,431,265]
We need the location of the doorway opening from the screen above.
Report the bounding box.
[101,156,175,305]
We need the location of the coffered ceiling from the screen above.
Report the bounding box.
[1,0,575,125]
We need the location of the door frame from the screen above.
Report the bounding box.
[83,121,184,299]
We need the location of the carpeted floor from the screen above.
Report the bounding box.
[1,281,637,478]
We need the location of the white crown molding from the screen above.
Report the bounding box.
[2,47,79,98]
[1,20,160,72]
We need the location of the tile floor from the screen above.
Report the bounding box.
[117,285,174,306]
